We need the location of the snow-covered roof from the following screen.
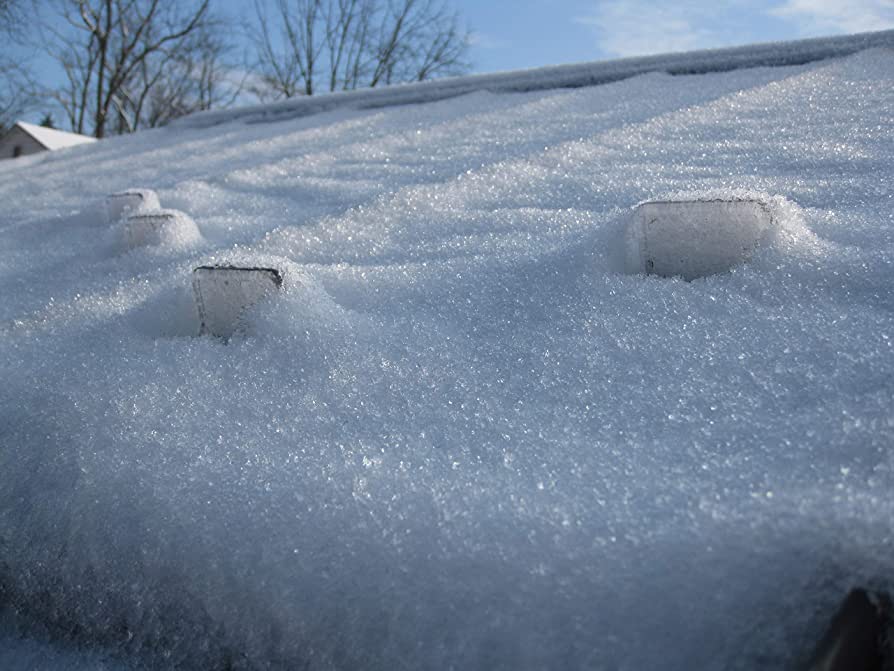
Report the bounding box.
[1,29,893,671]
[13,120,97,150]
[177,27,894,129]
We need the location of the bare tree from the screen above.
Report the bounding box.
[139,26,244,129]
[0,0,30,34]
[0,59,29,132]
[0,0,20,28]
[249,0,470,101]
[41,0,239,137]
[0,0,33,132]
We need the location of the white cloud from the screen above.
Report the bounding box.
[468,32,510,50]
[574,0,894,59]
[574,1,742,58]
[768,0,894,35]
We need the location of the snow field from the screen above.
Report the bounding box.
[0,44,893,669]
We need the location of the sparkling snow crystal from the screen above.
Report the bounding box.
[0,39,893,671]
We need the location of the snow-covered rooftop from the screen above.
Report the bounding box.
[1,31,893,670]
[13,120,97,151]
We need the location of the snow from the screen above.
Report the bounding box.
[0,608,132,671]
[1,35,893,670]
[14,121,97,151]
[176,28,894,130]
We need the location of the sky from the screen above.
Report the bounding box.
[451,0,894,73]
[12,0,894,127]
[209,0,894,75]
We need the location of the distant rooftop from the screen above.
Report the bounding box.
[13,121,97,151]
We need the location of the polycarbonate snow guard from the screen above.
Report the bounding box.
[806,587,892,671]
[625,198,774,280]
[123,209,200,249]
[104,188,160,224]
[192,266,283,339]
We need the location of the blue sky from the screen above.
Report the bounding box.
[451,0,894,73]
[211,0,894,75]
[16,0,894,126]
